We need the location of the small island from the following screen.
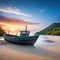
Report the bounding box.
[36,23,60,36]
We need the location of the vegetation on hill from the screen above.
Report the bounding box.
[36,23,60,35]
[0,27,5,36]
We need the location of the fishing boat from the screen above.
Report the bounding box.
[4,26,39,45]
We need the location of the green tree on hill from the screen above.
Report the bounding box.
[51,28,60,35]
[0,27,5,36]
[36,23,60,36]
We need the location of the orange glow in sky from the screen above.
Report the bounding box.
[0,15,41,35]
[0,21,30,34]
[0,17,42,35]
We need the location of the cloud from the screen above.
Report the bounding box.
[0,15,40,25]
[0,6,31,17]
[39,9,46,14]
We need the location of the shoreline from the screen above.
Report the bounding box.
[0,35,60,60]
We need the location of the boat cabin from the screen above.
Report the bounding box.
[20,25,30,37]
[20,31,30,37]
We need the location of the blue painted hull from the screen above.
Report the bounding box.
[4,34,39,45]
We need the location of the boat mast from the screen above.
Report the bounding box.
[25,25,27,31]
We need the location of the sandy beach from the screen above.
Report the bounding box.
[0,35,60,60]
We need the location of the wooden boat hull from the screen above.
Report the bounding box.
[4,34,39,45]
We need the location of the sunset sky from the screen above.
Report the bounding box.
[0,0,60,34]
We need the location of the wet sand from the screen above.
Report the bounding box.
[0,35,60,60]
